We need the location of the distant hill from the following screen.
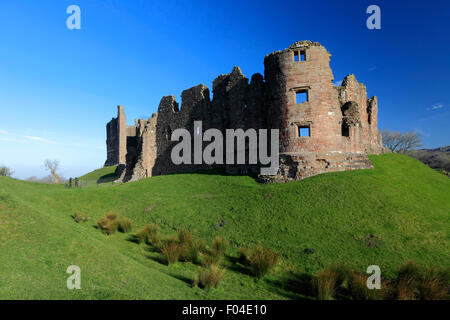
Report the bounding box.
[406,146,450,172]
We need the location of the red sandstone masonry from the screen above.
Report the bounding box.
[105,41,383,183]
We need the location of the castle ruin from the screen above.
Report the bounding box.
[105,41,383,183]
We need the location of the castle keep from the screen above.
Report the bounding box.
[105,41,383,182]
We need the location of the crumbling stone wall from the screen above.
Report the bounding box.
[105,105,127,166]
[104,41,383,182]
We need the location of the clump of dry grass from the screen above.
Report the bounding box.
[248,246,279,279]
[310,262,448,300]
[105,213,117,221]
[198,237,228,267]
[418,269,449,300]
[176,229,195,261]
[177,229,193,248]
[201,252,223,267]
[160,239,182,266]
[347,271,384,300]
[97,215,119,235]
[117,217,133,233]
[395,261,421,300]
[134,224,160,245]
[194,265,226,290]
[73,213,90,223]
[313,268,341,300]
[212,237,228,256]
[184,240,204,265]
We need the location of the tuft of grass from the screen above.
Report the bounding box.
[395,261,421,300]
[418,269,449,300]
[105,213,117,221]
[192,275,199,288]
[176,229,193,248]
[73,213,90,223]
[146,224,161,246]
[184,240,204,265]
[392,262,449,300]
[133,224,160,245]
[396,276,418,300]
[97,217,118,235]
[313,268,341,300]
[97,213,121,235]
[197,265,226,290]
[134,226,149,244]
[248,246,279,279]
[97,217,109,229]
[201,252,223,267]
[117,218,133,233]
[160,240,182,266]
[212,237,228,256]
[347,271,383,300]
[398,261,420,280]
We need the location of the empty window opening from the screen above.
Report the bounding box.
[298,126,310,137]
[296,90,308,104]
[341,122,350,137]
[367,106,372,124]
[293,50,306,62]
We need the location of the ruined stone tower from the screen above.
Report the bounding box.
[105,41,382,182]
[105,105,127,166]
[263,41,382,181]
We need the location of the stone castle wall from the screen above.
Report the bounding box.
[104,41,382,182]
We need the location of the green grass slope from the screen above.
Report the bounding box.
[0,154,448,299]
[77,166,117,187]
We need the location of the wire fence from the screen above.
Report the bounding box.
[65,178,117,189]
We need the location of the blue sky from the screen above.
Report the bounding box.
[0,0,449,179]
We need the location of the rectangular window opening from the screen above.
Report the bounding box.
[300,50,305,61]
[341,122,350,137]
[296,90,308,104]
[293,50,306,62]
[298,126,310,137]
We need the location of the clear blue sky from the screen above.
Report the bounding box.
[0,0,449,179]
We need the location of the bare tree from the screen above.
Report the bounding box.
[44,159,60,184]
[399,131,423,152]
[381,130,423,153]
[0,165,14,177]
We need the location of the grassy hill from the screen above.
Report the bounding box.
[76,165,117,187]
[0,154,448,299]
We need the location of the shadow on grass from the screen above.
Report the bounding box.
[225,255,252,276]
[148,254,167,265]
[265,272,315,300]
[157,167,260,182]
[170,273,194,287]
[97,172,117,184]
[126,234,140,244]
